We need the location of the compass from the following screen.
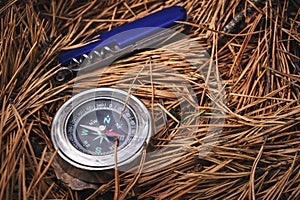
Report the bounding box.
[51,88,152,173]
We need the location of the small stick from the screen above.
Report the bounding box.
[114,138,120,200]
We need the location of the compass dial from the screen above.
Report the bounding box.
[51,88,152,171]
[67,98,137,156]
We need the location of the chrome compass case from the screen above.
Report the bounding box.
[51,88,152,182]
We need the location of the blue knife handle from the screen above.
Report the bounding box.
[58,6,186,66]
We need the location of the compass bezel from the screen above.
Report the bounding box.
[51,88,152,171]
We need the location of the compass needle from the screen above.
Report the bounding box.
[104,130,123,137]
[79,124,99,132]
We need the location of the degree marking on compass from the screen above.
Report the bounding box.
[81,128,88,136]
[88,119,97,126]
[103,115,111,124]
[118,136,125,141]
[115,123,122,129]
[95,147,102,153]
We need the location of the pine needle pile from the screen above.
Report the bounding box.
[0,0,299,199]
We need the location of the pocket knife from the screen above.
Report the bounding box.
[56,6,187,82]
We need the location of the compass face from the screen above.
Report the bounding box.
[67,98,136,156]
[51,88,152,170]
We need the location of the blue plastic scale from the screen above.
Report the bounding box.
[56,6,186,81]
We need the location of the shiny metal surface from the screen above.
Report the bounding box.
[51,88,152,173]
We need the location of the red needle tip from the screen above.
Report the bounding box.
[103,130,122,137]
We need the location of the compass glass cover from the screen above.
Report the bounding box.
[66,98,137,156]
